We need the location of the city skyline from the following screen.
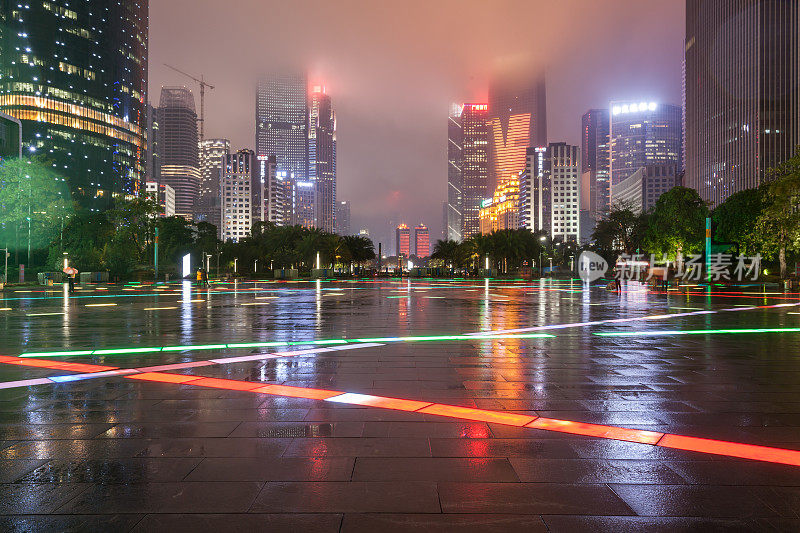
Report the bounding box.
[148,0,684,240]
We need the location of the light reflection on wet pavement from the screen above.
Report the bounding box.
[1,278,800,531]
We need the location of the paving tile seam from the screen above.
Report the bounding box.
[110,371,800,468]
[0,344,384,390]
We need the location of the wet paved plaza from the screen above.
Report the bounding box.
[1,278,800,531]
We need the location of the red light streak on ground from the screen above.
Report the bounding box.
[120,372,800,467]
[0,356,117,373]
[527,417,664,444]
[4,350,800,468]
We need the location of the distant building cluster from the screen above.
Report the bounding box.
[0,1,347,243]
[0,0,797,248]
[445,1,800,245]
[394,223,429,259]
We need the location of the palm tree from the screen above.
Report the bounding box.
[342,235,376,271]
[431,239,462,268]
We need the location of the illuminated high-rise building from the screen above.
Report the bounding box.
[256,72,308,226]
[336,201,351,235]
[479,178,520,235]
[520,143,580,242]
[156,87,200,219]
[414,224,429,258]
[197,138,230,232]
[609,101,681,205]
[0,0,149,205]
[446,104,463,241]
[488,69,547,188]
[254,154,283,226]
[308,86,336,232]
[685,0,800,206]
[581,109,610,219]
[145,181,175,218]
[395,224,411,258]
[220,149,255,243]
[144,104,160,183]
[292,180,316,228]
[458,103,489,239]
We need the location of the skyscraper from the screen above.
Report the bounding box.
[488,69,547,188]
[459,104,489,239]
[145,104,160,184]
[197,138,230,232]
[609,101,681,205]
[612,165,679,215]
[414,224,430,258]
[396,224,411,258]
[157,87,200,219]
[446,104,464,241]
[685,0,800,206]
[479,178,520,234]
[308,86,337,232]
[145,181,175,218]
[0,0,149,205]
[520,143,580,241]
[263,157,291,226]
[256,73,308,225]
[220,149,255,243]
[547,143,581,243]
[581,109,610,219]
[336,201,351,235]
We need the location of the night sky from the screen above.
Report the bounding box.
[149,0,684,244]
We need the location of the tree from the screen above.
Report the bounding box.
[193,221,220,257]
[0,157,72,266]
[105,197,160,266]
[756,151,800,278]
[712,187,764,256]
[46,209,113,272]
[341,235,375,269]
[156,216,195,269]
[591,204,648,259]
[431,239,463,268]
[643,187,708,263]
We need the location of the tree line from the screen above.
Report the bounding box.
[0,157,375,279]
[591,150,800,278]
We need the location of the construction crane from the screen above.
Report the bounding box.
[164,64,214,141]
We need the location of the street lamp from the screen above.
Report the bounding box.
[234,258,238,274]
[539,235,546,277]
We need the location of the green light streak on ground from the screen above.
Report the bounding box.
[594,328,800,337]
[19,333,555,358]
[92,347,164,355]
[161,344,228,352]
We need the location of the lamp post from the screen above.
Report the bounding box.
[234,258,238,275]
[539,235,546,277]
[2,248,8,284]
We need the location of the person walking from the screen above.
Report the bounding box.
[201,268,209,288]
[67,269,77,294]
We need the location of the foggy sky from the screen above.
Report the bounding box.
[149,0,684,244]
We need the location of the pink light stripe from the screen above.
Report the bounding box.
[136,361,216,372]
[0,378,55,389]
